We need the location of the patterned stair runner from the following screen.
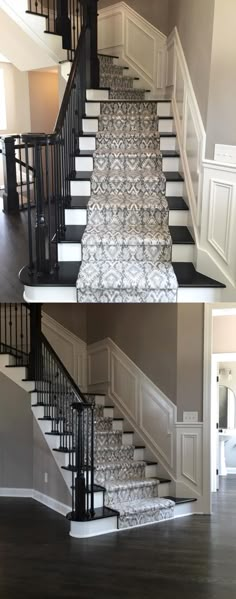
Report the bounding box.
[76,55,178,303]
[94,405,175,530]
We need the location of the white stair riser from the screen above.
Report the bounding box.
[70,180,91,197]
[160,137,177,151]
[178,287,223,302]
[79,136,96,152]
[103,407,114,418]
[163,157,180,172]
[86,89,109,101]
[65,209,87,226]
[166,181,184,197]
[172,244,195,263]
[145,464,158,478]
[23,285,77,303]
[58,243,82,263]
[94,395,106,406]
[122,432,134,445]
[112,420,123,432]
[4,366,27,381]
[75,156,94,171]
[157,102,172,117]
[85,102,101,117]
[30,391,38,406]
[82,118,98,134]
[70,516,118,538]
[158,119,174,133]
[134,448,145,461]
[157,483,171,497]
[169,211,189,226]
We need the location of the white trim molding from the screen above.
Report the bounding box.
[98,2,167,95]
[42,312,87,391]
[0,487,70,516]
[87,338,204,503]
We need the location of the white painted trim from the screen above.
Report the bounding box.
[42,312,87,391]
[88,338,204,501]
[226,468,236,475]
[32,490,70,517]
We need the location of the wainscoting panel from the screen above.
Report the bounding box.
[42,313,87,391]
[176,424,203,495]
[139,379,174,470]
[98,2,167,94]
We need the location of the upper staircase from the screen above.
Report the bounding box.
[0,303,196,537]
[1,0,225,302]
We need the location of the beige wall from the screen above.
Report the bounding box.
[213,315,236,354]
[28,70,59,133]
[177,304,204,420]
[99,0,169,34]
[33,421,71,506]
[206,0,236,158]
[43,304,88,342]
[0,373,33,489]
[168,0,215,128]
[87,305,204,419]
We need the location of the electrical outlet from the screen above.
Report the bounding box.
[183,411,198,423]
[44,472,48,484]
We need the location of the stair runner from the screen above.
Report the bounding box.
[76,55,178,303]
[93,405,175,529]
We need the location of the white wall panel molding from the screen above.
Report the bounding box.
[42,313,87,391]
[199,161,236,291]
[87,338,204,500]
[98,2,167,94]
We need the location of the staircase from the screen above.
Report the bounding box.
[0,304,196,537]
[2,1,224,302]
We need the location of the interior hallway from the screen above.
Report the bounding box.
[0,477,235,599]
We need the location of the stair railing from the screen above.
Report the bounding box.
[27,0,81,61]
[0,135,36,213]
[0,303,95,521]
[2,1,99,280]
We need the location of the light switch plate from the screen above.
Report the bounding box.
[183,411,198,423]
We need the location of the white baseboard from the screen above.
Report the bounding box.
[226,468,236,475]
[32,490,71,516]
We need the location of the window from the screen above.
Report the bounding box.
[0,69,7,130]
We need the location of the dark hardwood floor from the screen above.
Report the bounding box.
[0,477,236,599]
[0,195,29,301]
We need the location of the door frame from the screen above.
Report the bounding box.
[203,304,236,513]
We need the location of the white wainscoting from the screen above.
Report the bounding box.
[98,2,167,94]
[167,28,206,233]
[87,338,204,499]
[198,160,236,291]
[42,313,87,391]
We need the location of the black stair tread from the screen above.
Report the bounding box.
[38,417,63,422]
[159,132,177,137]
[67,506,120,521]
[158,478,171,484]
[98,53,119,59]
[170,226,194,245]
[167,197,188,211]
[173,262,226,288]
[53,448,75,453]
[161,150,180,157]
[113,418,124,421]
[32,403,56,407]
[53,226,85,244]
[19,262,80,288]
[70,197,89,209]
[104,405,114,409]
[71,484,105,493]
[69,171,93,181]
[26,10,48,17]
[5,365,27,368]
[158,116,174,120]
[164,496,197,505]
[135,445,145,449]
[75,150,94,157]
[164,172,184,182]
[122,430,133,433]
[146,461,157,466]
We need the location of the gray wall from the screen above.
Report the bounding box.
[213,315,236,354]
[206,0,236,158]
[33,421,71,506]
[99,0,169,34]
[0,373,33,489]
[168,0,215,128]
[43,304,88,342]
[87,304,204,420]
